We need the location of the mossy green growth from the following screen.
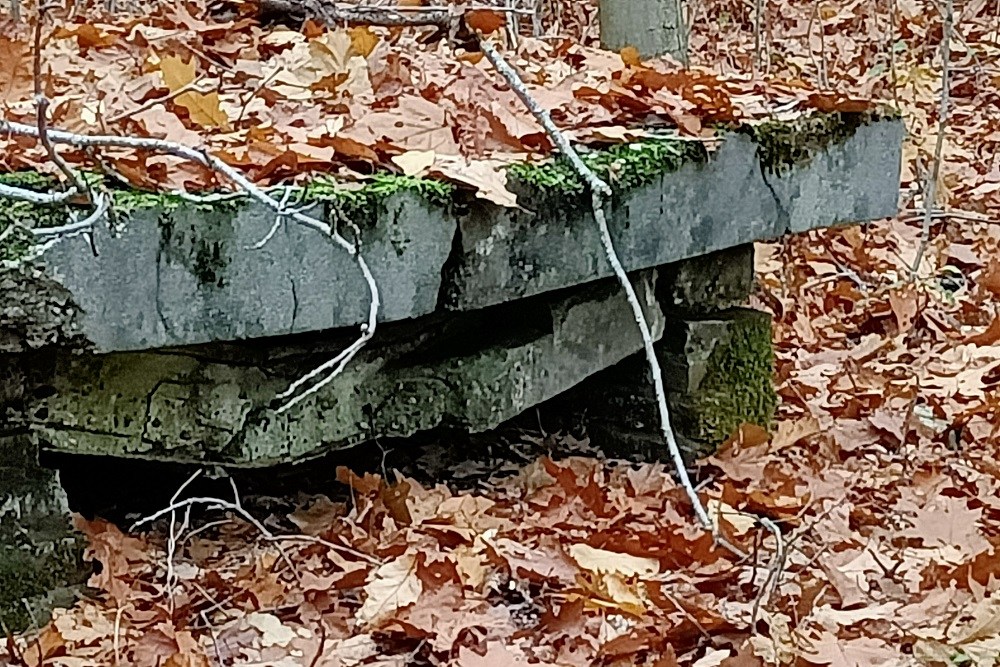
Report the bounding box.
[507,137,707,197]
[669,309,777,458]
[304,174,455,228]
[0,466,87,633]
[0,173,67,262]
[744,110,882,175]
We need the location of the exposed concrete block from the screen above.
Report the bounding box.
[36,272,664,466]
[442,120,902,312]
[34,192,456,351]
[568,307,776,462]
[0,435,86,632]
[657,244,754,315]
[2,118,903,353]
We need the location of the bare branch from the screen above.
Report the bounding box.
[911,0,953,279]
[0,181,78,205]
[33,5,88,198]
[31,192,109,238]
[260,0,533,27]
[478,39,717,537]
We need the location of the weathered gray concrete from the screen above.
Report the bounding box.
[2,346,87,632]
[36,272,664,466]
[37,193,455,351]
[443,119,903,312]
[657,244,754,315]
[572,307,776,462]
[7,118,903,353]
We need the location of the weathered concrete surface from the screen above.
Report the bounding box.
[657,244,754,315]
[36,192,455,351]
[5,118,903,353]
[36,272,664,466]
[443,119,903,312]
[2,344,88,631]
[577,308,776,462]
[0,440,86,633]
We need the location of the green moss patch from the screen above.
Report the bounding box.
[668,309,777,457]
[304,174,455,228]
[743,110,885,175]
[508,137,708,198]
[0,173,68,262]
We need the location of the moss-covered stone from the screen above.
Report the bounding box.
[0,462,87,633]
[667,308,776,457]
[0,173,67,263]
[507,136,708,200]
[303,174,455,230]
[742,110,890,175]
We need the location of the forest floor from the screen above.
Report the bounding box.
[5,0,1000,665]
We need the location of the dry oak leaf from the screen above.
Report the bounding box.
[913,597,1000,667]
[176,91,229,128]
[158,55,229,129]
[567,543,660,577]
[391,150,436,177]
[900,496,990,555]
[0,36,32,104]
[356,553,423,626]
[465,9,506,35]
[246,612,296,648]
[457,642,556,666]
[433,157,519,208]
[159,54,197,91]
[802,633,901,666]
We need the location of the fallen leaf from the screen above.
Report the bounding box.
[356,553,422,626]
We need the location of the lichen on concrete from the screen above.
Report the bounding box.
[667,308,776,458]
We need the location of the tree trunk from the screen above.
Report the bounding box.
[598,0,687,61]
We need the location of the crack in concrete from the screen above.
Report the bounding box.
[758,166,791,234]
[288,273,299,334]
[154,245,170,338]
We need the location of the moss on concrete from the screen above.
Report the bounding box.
[668,309,776,457]
[743,110,885,175]
[507,137,708,199]
[304,174,455,229]
[0,173,67,263]
[0,464,87,633]
[0,539,85,632]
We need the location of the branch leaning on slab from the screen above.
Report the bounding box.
[0,119,379,412]
[477,40,720,538]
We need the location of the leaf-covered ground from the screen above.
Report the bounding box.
[4,0,1000,665]
[0,0,870,206]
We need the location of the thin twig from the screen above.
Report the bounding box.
[910,0,952,279]
[131,496,301,581]
[105,77,208,124]
[261,0,530,27]
[113,604,130,666]
[31,191,109,237]
[478,39,717,538]
[753,0,763,78]
[0,181,78,205]
[33,5,87,198]
[750,517,785,626]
